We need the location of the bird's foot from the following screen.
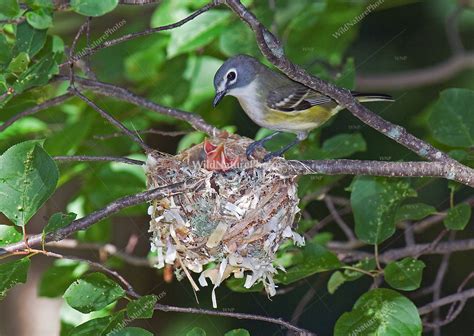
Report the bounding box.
[263,151,283,162]
[246,141,263,159]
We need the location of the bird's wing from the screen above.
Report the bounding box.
[267,84,335,112]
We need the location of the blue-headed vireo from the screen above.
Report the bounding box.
[212,54,393,161]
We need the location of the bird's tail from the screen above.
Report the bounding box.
[351,91,394,103]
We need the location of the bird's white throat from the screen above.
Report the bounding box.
[227,81,267,125]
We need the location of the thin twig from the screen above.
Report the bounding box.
[38,249,141,298]
[62,1,219,66]
[0,93,73,132]
[94,129,189,140]
[53,155,145,166]
[415,229,448,259]
[306,206,352,237]
[154,303,316,335]
[69,20,89,88]
[119,0,159,4]
[70,87,152,152]
[324,196,356,242]
[446,5,465,55]
[431,232,455,336]
[83,17,97,80]
[47,239,154,267]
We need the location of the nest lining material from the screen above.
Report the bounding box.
[145,135,304,308]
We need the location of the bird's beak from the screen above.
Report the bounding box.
[213,90,227,107]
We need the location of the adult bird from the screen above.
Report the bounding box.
[212,54,393,161]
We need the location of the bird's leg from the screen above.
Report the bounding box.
[263,138,301,162]
[246,132,281,159]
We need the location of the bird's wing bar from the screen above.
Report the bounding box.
[267,85,334,112]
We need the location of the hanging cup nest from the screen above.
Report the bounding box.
[145,134,304,308]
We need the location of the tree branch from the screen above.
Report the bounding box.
[287,160,474,188]
[222,0,465,166]
[0,93,73,132]
[0,180,197,255]
[357,4,470,91]
[154,304,315,335]
[356,53,474,91]
[53,155,144,166]
[418,288,474,315]
[380,239,474,263]
[66,75,221,136]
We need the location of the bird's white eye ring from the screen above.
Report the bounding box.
[227,71,236,81]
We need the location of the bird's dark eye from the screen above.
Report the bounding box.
[227,71,236,81]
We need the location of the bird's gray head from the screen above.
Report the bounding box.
[213,55,261,107]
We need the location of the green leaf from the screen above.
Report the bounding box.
[101,310,126,335]
[395,203,437,222]
[167,10,231,58]
[43,212,77,241]
[351,177,416,244]
[186,327,207,336]
[177,131,205,152]
[24,0,55,10]
[13,22,47,57]
[7,52,30,74]
[150,0,189,29]
[0,140,59,226]
[224,329,250,336]
[12,52,59,93]
[64,272,125,313]
[428,88,474,148]
[124,39,167,82]
[0,34,12,65]
[183,55,223,111]
[219,22,260,57]
[44,113,95,156]
[70,0,119,17]
[0,224,22,247]
[328,258,376,294]
[0,0,20,18]
[320,133,366,159]
[385,257,425,291]
[327,271,347,295]
[443,203,471,230]
[110,328,153,336]
[68,316,112,336]
[126,295,157,319]
[0,257,30,299]
[334,288,422,336]
[285,1,366,65]
[275,242,341,285]
[38,260,88,297]
[26,9,53,30]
